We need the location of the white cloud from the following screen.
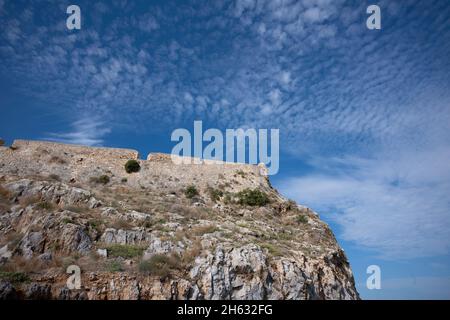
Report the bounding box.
[43,117,111,146]
[269,88,282,106]
[279,138,450,259]
[1,1,449,263]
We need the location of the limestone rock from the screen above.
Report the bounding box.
[0,140,360,300]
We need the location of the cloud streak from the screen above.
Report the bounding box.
[43,117,111,146]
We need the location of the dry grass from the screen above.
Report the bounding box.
[0,186,12,214]
[1,231,23,249]
[105,244,145,259]
[0,255,47,274]
[172,205,210,220]
[109,218,134,230]
[192,224,220,237]
[19,194,41,208]
[49,155,66,164]
[138,253,182,279]
[64,204,89,214]
[47,174,61,181]
[0,185,11,200]
[181,239,202,265]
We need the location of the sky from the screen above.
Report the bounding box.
[1,0,450,299]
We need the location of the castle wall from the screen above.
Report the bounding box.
[0,140,270,192]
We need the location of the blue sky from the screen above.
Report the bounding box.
[1,0,450,299]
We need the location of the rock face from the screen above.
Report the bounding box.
[0,140,359,300]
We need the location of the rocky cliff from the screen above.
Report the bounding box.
[0,140,359,300]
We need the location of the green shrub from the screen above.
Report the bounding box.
[124,160,141,173]
[296,215,308,224]
[184,185,199,199]
[105,260,124,272]
[0,271,30,283]
[90,175,110,185]
[139,254,181,279]
[62,217,72,224]
[235,170,247,178]
[207,187,223,202]
[36,201,54,211]
[106,244,145,259]
[98,175,110,184]
[259,243,283,256]
[236,189,269,206]
[87,219,103,233]
[0,138,4,147]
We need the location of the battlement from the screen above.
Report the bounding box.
[11,139,140,160]
[0,140,270,192]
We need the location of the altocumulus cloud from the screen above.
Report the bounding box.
[1,0,450,261]
[279,94,450,259]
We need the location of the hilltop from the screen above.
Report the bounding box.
[0,140,359,300]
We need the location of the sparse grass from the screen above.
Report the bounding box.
[48,174,61,181]
[259,243,284,257]
[19,194,41,208]
[178,206,210,220]
[0,185,11,213]
[192,225,220,236]
[124,160,141,173]
[0,255,46,274]
[277,231,296,241]
[106,244,145,259]
[109,218,133,230]
[64,204,88,213]
[0,185,11,200]
[207,187,223,202]
[223,193,232,204]
[4,231,23,249]
[105,260,124,272]
[181,239,202,265]
[36,200,54,211]
[0,271,30,284]
[184,185,198,199]
[236,189,269,207]
[90,175,110,185]
[87,219,104,233]
[296,215,308,224]
[48,241,61,252]
[285,199,297,211]
[139,253,181,279]
[218,182,231,189]
[235,170,247,178]
[61,256,78,271]
[62,217,72,224]
[49,155,66,164]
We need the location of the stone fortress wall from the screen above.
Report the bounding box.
[0,140,270,193]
